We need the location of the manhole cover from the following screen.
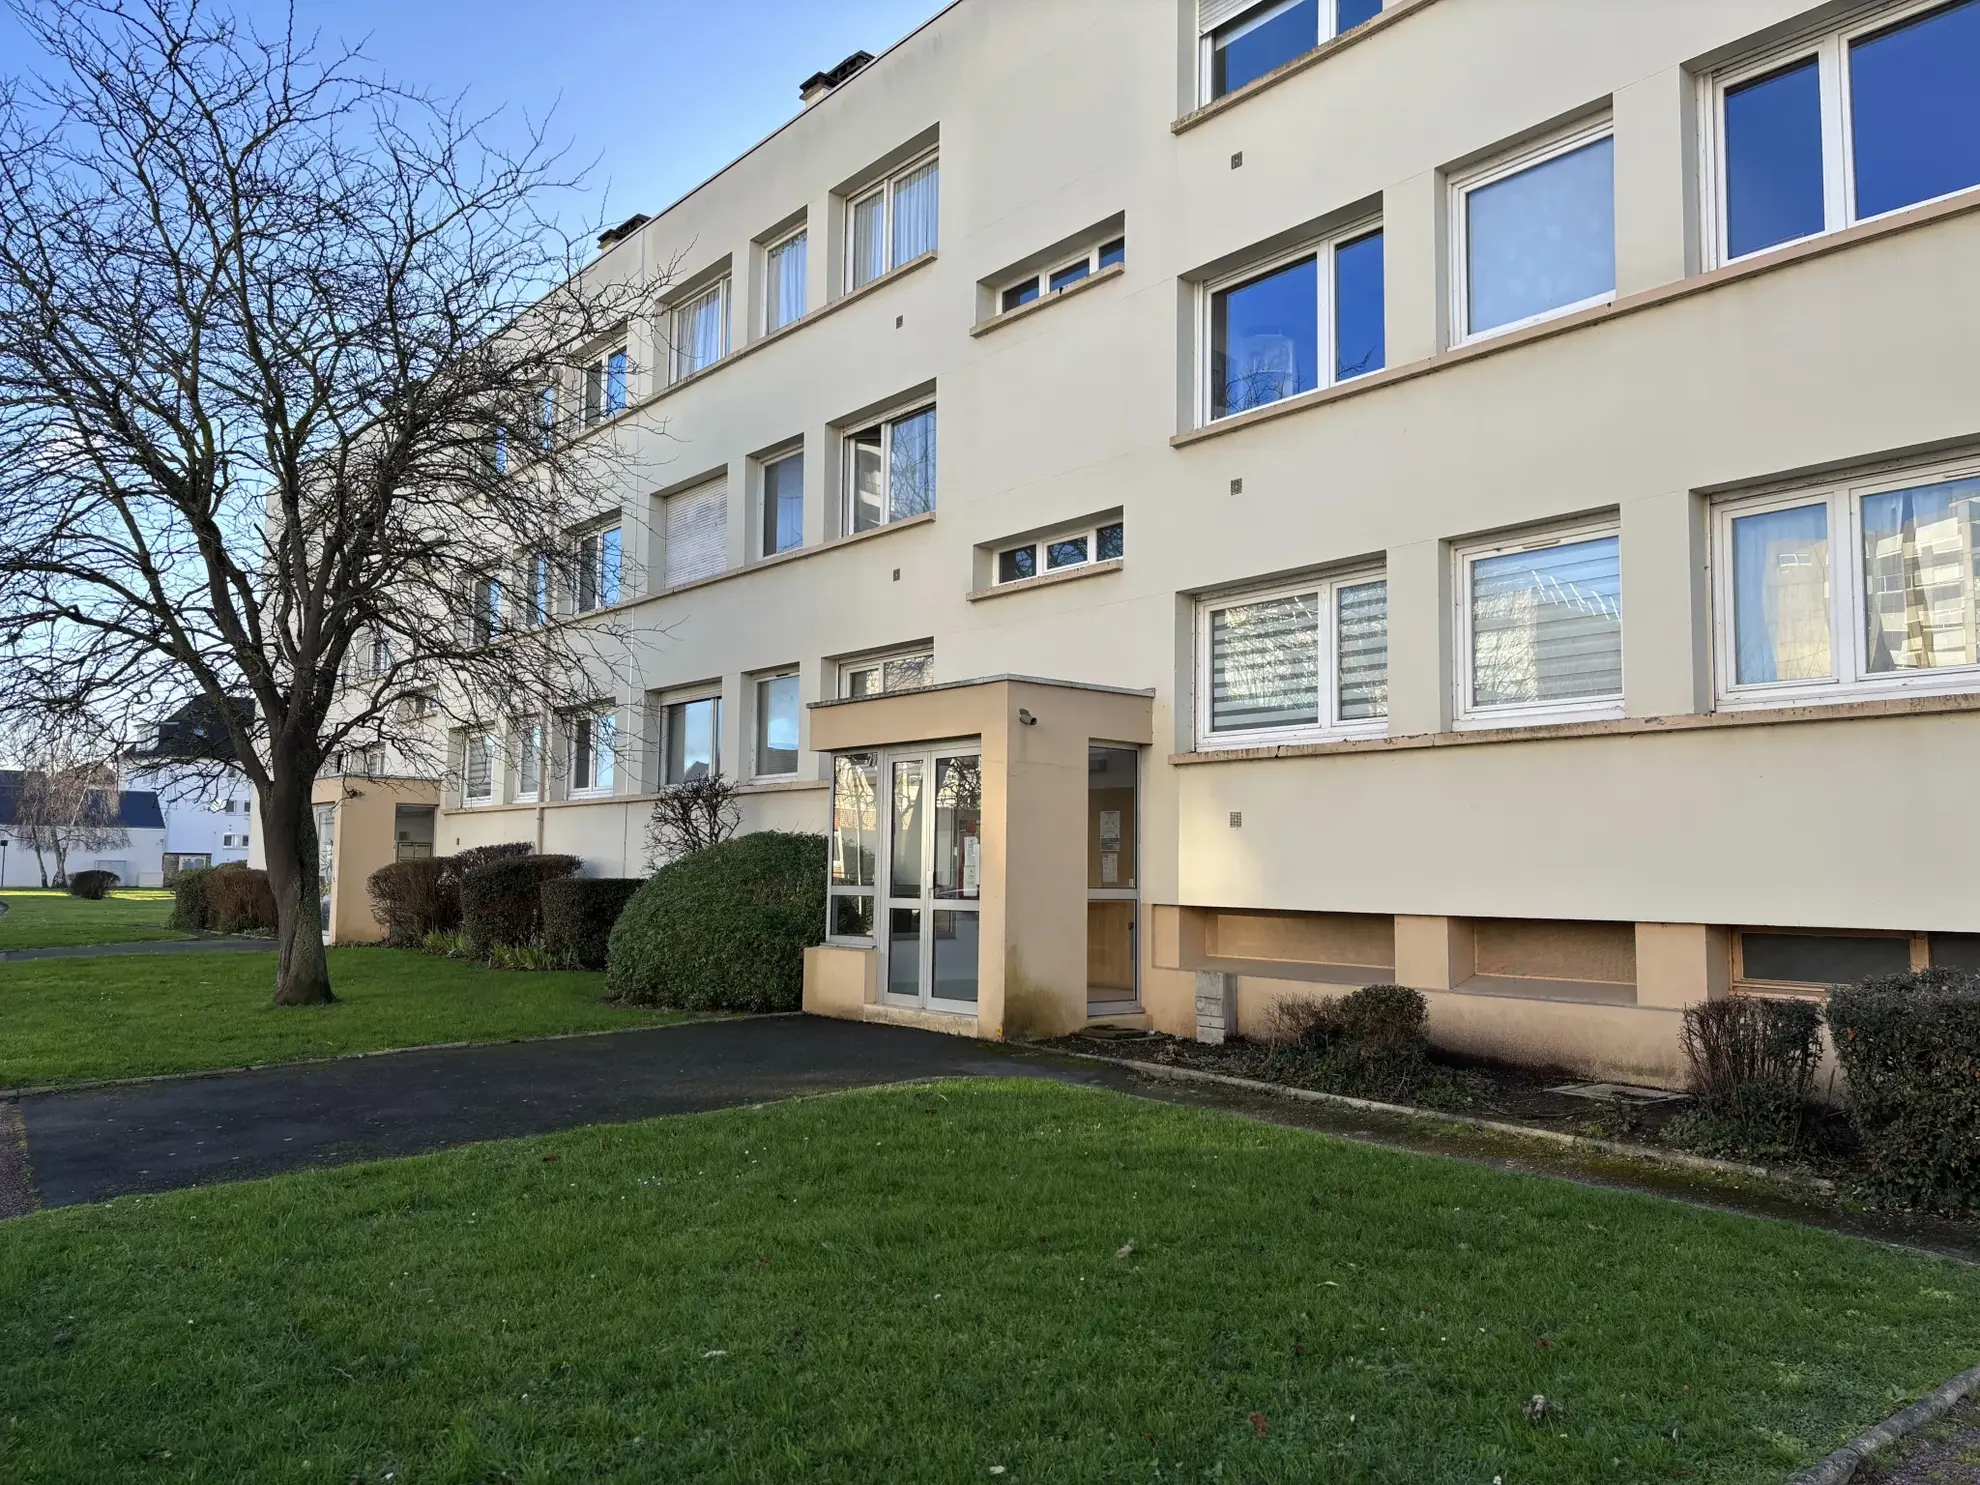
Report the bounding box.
[1544,1081,1687,1105]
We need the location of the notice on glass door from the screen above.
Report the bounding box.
[1101,852,1119,885]
[1099,809,1121,848]
[963,835,980,896]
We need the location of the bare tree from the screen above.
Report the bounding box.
[643,774,742,870]
[8,734,128,887]
[0,0,669,1002]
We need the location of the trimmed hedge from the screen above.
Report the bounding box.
[441,842,534,888]
[67,869,119,900]
[209,864,278,936]
[1259,984,1432,1100]
[169,866,218,931]
[460,854,580,958]
[606,832,826,1013]
[541,877,644,970]
[367,857,458,948]
[1829,969,1980,1214]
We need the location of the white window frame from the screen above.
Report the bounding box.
[764,226,809,333]
[838,647,934,700]
[844,149,939,292]
[670,278,731,382]
[998,236,1126,314]
[1198,0,1375,106]
[994,520,1126,586]
[1453,520,1625,730]
[1197,217,1383,427]
[1449,116,1616,348]
[1700,0,1980,268]
[659,689,724,787]
[574,519,623,614]
[841,401,937,536]
[581,344,628,422]
[759,444,805,558]
[462,729,496,805]
[568,707,618,798]
[1193,569,1389,750]
[751,671,802,780]
[513,718,544,803]
[1713,451,1980,710]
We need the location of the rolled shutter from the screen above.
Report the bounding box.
[664,479,728,588]
[1199,0,1262,35]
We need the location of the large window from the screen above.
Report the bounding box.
[663,695,721,785]
[845,405,936,534]
[828,751,880,939]
[848,153,938,290]
[762,450,804,557]
[1199,0,1384,103]
[754,673,801,777]
[1707,0,1980,264]
[996,520,1124,585]
[1000,236,1125,314]
[671,279,728,380]
[765,228,808,332]
[1715,458,1980,707]
[575,522,622,613]
[570,710,616,795]
[1205,224,1383,421]
[840,648,932,699]
[1453,121,1615,342]
[1195,572,1388,748]
[1456,525,1623,727]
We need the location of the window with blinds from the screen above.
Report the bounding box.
[664,480,728,589]
[1458,527,1623,725]
[1197,572,1387,746]
[1198,0,1381,103]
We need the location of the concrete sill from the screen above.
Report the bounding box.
[1189,956,1393,988]
[970,263,1124,338]
[967,558,1122,602]
[1447,974,1638,1008]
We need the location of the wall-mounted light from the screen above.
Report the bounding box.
[1017,708,1037,727]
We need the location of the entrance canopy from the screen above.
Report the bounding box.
[804,675,1153,1040]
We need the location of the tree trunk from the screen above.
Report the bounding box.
[50,837,68,888]
[263,752,334,1006]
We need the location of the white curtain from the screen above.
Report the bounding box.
[851,193,885,287]
[676,285,725,377]
[769,232,807,329]
[891,159,939,267]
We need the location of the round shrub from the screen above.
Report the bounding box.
[606,831,826,1013]
[67,869,120,900]
[367,857,458,947]
[541,876,645,970]
[169,865,218,931]
[1259,984,1432,1101]
[208,863,278,935]
[460,853,580,958]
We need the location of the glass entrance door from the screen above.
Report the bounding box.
[882,746,982,1011]
[1087,745,1139,1009]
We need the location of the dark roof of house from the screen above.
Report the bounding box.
[138,695,255,764]
[0,771,165,832]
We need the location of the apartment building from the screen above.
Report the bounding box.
[337,0,1980,1085]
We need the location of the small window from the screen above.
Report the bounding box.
[995,520,1125,586]
[839,649,933,699]
[1456,525,1622,727]
[754,673,801,777]
[571,710,617,795]
[575,523,622,613]
[1199,0,1380,103]
[1001,280,1040,313]
[537,384,557,451]
[762,450,804,557]
[1098,237,1126,270]
[848,153,939,290]
[1715,458,1980,707]
[1205,222,1384,422]
[526,551,553,626]
[516,720,543,801]
[671,280,729,380]
[471,575,504,645]
[463,730,496,803]
[1049,261,1090,293]
[1453,121,1615,342]
[605,348,627,416]
[829,751,880,940]
[1707,0,1980,264]
[1738,930,1913,986]
[663,696,721,784]
[1195,571,1388,748]
[996,235,1126,318]
[766,228,808,331]
[844,405,936,534]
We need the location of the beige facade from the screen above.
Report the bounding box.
[402,0,1980,1081]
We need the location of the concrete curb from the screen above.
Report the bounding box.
[0,1012,763,1101]
[1786,1358,1980,1484]
[0,1099,38,1219]
[1054,1048,1838,1193]
[0,936,269,963]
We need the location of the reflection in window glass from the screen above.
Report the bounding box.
[1334,230,1386,380]
[888,908,922,998]
[1850,0,1980,220]
[831,752,878,887]
[1212,0,1319,98]
[882,652,933,692]
[1732,504,1832,685]
[1212,257,1318,417]
[755,675,800,775]
[998,546,1036,583]
[850,429,884,533]
[888,408,937,521]
[1002,279,1039,312]
[890,759,924,895]
[1209,593,1320,732]
[1724,59,1825,258]
[763,453,804,556]
[1337,580,1389,720]
[1861,477,1980,673]
[1099,238,1126,269]
[1466,137,1615,335]
[832,895,875,937]
[518,722,542,798]
[664,697,719,785]
[1337,0,1382,27]
[931,911,979,1002]
[1047,536,1089,569]
[1096,523,1125,562]
[932,755,982,901]
[1469,536,1622,707]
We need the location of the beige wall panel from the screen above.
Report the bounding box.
[1472,919,1636,985]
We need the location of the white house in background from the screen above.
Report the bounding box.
[0,770,166,887]
[125,697,256,880]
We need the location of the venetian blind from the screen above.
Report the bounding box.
[664,480,728,589]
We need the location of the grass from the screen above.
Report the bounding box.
[0,888,186,949]
[0,948,688,1087]
[3,1078,1978,1484]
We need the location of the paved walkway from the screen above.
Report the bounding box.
[10,1017,1106,1209]
[0,937,270,963]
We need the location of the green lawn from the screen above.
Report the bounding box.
[3,1079,1976,1484]
[0,948,688,1087]
[0,889,186,949]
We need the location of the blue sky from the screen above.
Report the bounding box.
[0,0,948,232]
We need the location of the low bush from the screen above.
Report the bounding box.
[66,869,119,900]
[1829,969,1980,1214]
[606,831,826,1013]
[440,842,534,889]
[541,877,644,971]
[1257,984,1435,1101]
[208,864,277,936]
[169,866,218,931]
[487,941,577,973]
[459,854,580,959]
[1669,996,1825,1159]
[422,928,470,959]
[366,857,458,948]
